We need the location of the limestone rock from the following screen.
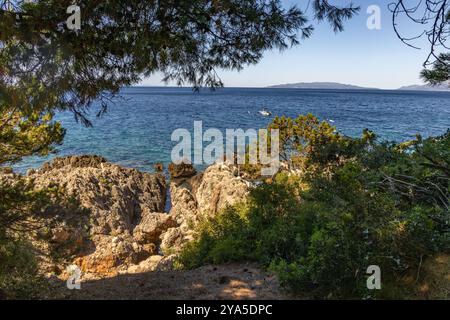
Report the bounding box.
[127,255,164,274]
[133,213,177,244]
[74,235,136,275]
[38,155,107,174]
[168,163,197,179]
[13,156,252,276]
[196,162,250,216]
[51,226,71,244]
[155,254,178,271]
[30,156,167,275]
[50,224,83,247]
[0,167,13,174]
[31,156,166,236]
[154,163,164,172]
[161,162,251,253]
[169,181,198,226]
[160,227,187,254]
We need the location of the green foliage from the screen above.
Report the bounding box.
[0,238,47,299]
[1,0,359,125]
[421,53,450,86]
[312,0,360,32]
[179,174,309,268]
[0,1,358,299]
[0,174,89,299]
[267,114,377,171]
[180,115,449,299]
[0,175,86,233]
[0,107,65,165]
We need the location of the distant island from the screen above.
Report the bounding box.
[397,84,450,91]
[268,81,450,92]
[267,82,378,90]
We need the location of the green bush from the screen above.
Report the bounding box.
[0,238,47,299]
[179,115,449,299]
[0,175,89,299]
[179,174,309,268]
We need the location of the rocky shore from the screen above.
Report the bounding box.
[20,156,252,280]
[3,155,448,300]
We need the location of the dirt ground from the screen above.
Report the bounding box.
[41,255,450,300]
[48,263,290,300]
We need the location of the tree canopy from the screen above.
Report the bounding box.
[421,53,450,85]
[0,0,358,127]
[390,0,449,86]
[0,1,449,300]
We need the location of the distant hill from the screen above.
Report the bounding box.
[267,81,450,91]
[268,82,378,90]
[398,84,450,91]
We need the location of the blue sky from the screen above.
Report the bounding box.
[140,1,438,89]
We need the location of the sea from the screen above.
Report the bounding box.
[13,87,450,173]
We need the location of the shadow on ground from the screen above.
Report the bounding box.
[50,263,289,300]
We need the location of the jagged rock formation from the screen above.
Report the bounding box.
[164,162,251,254]
[23,156,250,276]
[30,156,167,275]
[168,162,197,179]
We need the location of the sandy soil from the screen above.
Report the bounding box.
[42,255,450,300]
[49,263,289,300]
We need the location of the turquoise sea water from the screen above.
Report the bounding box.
[13,87,450,173]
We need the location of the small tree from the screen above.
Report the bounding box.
[268,114,361,169]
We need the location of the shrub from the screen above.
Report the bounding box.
[0,238,47,299]
[179,115,449,299]
[0,175,89,299]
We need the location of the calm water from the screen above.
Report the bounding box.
[14,87,450,173]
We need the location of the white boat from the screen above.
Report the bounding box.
[259,109,272,117]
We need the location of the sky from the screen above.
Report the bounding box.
[140,0,440,89]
